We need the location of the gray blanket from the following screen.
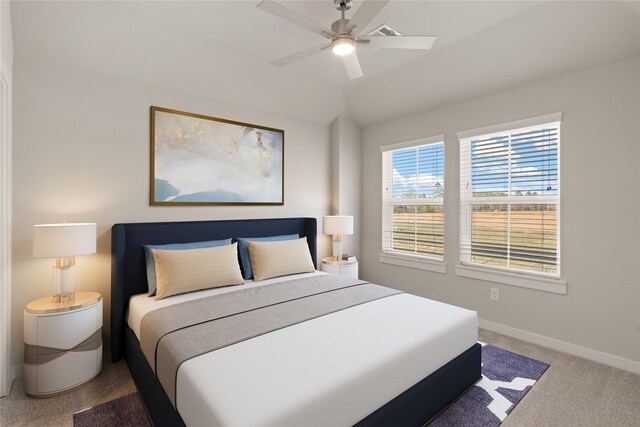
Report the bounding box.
[139,274,402,406]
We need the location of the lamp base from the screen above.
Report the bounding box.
[332,235,343,261]
[53,257,76,303]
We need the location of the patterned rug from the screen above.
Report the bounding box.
[430,343,549,426]
[73,344,548,427]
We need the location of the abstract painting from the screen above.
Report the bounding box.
[150,106,284,205]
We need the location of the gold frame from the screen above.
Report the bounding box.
[150,106,285,206]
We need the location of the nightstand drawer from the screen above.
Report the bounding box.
[25,345,103,394]
[320,257,359,279]
[35,300,102,350]
[336,264,358,279]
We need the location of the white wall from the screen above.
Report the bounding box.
[361,58,640,368]
[1,0,14,395]
[0,0,12,74]
[329,116,362,258]
[11,57,333,370]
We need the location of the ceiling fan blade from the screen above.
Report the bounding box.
[271,43,331,67]
[361,35,437,50]
[346,0,390,35]
[257,0,335,39]
[341,53,363,80]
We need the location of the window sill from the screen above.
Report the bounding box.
[455,264,567,295]
[379,253,446,274]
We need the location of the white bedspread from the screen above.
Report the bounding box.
[127,272,478,427]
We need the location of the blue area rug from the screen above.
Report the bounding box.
[73,393,151,427]
[429,343,549,426]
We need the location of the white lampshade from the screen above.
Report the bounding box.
[33,223,97,258]
[323,216,353,236]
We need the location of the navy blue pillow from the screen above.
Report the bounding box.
[236,234,299,279]
[144,238,232,296]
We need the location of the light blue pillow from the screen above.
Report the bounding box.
[144,238,232,296]
[236,234,299,279]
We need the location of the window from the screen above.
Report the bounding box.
[459,114,561,278]
[381,136,444,262]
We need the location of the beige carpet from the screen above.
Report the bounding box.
[482,330,640,427]
[0,349,136,427]
[1,330,639,427]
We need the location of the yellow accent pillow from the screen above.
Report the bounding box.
[248,237,315,282]
[152,243,244,299]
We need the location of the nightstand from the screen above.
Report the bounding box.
[23,292,103,397]
[320,256,359,279]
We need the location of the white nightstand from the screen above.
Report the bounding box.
[23,292,103,397]
[320,257,359,279]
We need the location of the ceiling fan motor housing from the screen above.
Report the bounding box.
[331,18,351,35]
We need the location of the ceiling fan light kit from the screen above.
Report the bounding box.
[257,0,437,79]
[332,38,355,56]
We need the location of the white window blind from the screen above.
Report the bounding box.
[459,117,560,276]
[382,138,444,260]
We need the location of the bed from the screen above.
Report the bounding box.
[111,217,480,426]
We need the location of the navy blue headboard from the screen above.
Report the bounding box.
[111,217,317,362]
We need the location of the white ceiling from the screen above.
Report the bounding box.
[114,0,543,89]
[10,1,640,126]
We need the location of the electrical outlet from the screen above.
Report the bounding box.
[490,288,500,301]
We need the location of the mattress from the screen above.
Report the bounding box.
[127,272,478,427]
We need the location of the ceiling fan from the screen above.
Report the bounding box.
[256,0,437,80]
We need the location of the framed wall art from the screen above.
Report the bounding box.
[150,106,284,205]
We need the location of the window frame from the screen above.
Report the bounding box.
[380,135,446,273]
[457,113,567,293]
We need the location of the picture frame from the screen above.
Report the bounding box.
[150,106,284,206]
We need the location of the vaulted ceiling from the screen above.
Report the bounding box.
[10,1,640,126]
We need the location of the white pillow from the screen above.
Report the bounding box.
[248,237,315,281]
[152,243,244,299]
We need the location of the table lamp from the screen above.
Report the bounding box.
[323,215,353,261]
[33,223,96,303]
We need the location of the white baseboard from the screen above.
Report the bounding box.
[12,364,22,381]
[479,318,640,375]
